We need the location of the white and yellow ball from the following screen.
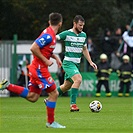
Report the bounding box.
[89,100,102,113]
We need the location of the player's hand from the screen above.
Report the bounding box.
[45,60,53,66]
[90,62,97,70]
[56,58,62,68]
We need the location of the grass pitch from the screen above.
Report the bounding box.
[0,97,133,133]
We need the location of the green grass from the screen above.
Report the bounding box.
[0,97,133,133]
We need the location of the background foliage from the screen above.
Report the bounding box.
[0,0,133,40]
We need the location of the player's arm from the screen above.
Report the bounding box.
[56,30,68,40]
[30,42,53,66]
[30,34,53,66]
[83,45,97,70]
[51,54,62,68]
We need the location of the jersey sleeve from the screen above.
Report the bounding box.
[35,33,52,48]
[56,30,68,40]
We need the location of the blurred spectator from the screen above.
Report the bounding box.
[17,58,30,87]
[125,24,131,31]
[100,28,114,63]
[112,27,122,53]
[87,37,93,53]
[10,58,30,97]
[122,25,133,68]
[117,55,133,97]
[122,25,133,55]
[95,53,112,97]
[110,52,122,71]
[110,27,123,71]
[87,37,97,71]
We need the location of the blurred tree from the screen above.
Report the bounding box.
[0,0,132,40]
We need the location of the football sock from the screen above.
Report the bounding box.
[57,87,64,96]
[70,88,78,105]
[45,100,56,124]
[7,84,29,98]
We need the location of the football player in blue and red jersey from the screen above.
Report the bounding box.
[0,13,66,128]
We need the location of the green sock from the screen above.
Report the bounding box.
[70,88,78,104]
[57,87,64,96]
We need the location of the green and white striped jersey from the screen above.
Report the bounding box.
[56,29,87,64]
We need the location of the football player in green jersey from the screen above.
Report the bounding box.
[56,15,97,112]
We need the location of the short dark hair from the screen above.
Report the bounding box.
[49,12,62,26]
[73,15,85,23]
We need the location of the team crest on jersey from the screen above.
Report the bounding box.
[48,77,53,83]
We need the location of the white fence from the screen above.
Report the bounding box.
[0,42,12,97]
[0,41,62,97]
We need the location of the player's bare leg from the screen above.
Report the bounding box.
[57,74,82,112]
[0,79,40,102]
[58,80,73,95]
[47,89,58,101]
[26,92,40,102]
[71,74,82,88]
[70,74,82,112]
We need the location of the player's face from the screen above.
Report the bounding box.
[101,59,107,63]
[123,59,129,63]
[74,20,85,34]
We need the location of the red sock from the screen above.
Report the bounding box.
[46,107,55,124]
[7,84,24,95]
[7,84,29,98]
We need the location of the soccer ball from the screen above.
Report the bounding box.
[89,100,102,113]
